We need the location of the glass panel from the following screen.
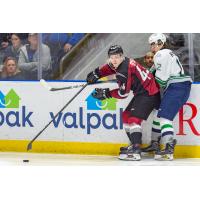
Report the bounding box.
[61,33,153,80]
[0,33,199,81]
[38,33,52,80]
[167,33,191,77]
[17,33,40,80]
[193,33,200,81]
[0,33,29,80]
[42,33,85,79]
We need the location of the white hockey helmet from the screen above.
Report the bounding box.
[149,33,166,44]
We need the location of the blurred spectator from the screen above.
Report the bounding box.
[0,34,12,67]
[144,52,154,68]
[18,33,52,80]
[168,33,185,50]
[0,57,26,80]
[0,34,11,50]
[168,33,200,81]
[63,33,85,52]
[42,33,85,71]
[134,51,154,69]
[4,33,26,62]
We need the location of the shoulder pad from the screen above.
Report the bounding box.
[155,52,162,58]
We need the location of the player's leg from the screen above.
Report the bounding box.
[119,97,138,154]
[119,94,158,160]
[128,93,161,155]
[121,110,132,140]
[119,93,161,160]
[119,98,143,161]
[154,82,191,160]
[119,121,132,153]
[154,117,177,161]
[119,112,143,161]
[118,120,143,161]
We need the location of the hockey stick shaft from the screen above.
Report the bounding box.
[40,79,116,91]
[50,84,85,91]
[27,83,88,151]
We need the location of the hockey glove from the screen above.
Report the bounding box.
[92,88,112,100]
[86,69,100,84]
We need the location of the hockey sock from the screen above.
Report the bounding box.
[152,110,161,141]
[152,119,161,141]
[129,124,142,145]
[123,123,131,142]
[130,132,142,145]
[160,117,174,144]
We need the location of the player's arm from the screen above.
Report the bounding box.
[92,73,129,100]
[109,76,129,99]
[86,64,115,84]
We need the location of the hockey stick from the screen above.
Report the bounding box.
[27,83,88,151]
[40,79,85,91]
[27,79,117,151]
[40,79,117,91]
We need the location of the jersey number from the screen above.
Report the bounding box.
[136,65,151,81]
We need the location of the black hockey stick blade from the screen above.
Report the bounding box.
[27,142,32,151]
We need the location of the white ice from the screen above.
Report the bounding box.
[0,152,200,166]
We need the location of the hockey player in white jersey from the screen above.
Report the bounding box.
[143,33,192,160]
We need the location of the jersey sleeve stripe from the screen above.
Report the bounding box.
[155,77,167,87]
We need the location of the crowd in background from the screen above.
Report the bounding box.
[0,33,199,81]
[0,33,85,80]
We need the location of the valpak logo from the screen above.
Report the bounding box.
[0,89,34,127]
[50,90,123,134]
[86,90,118,110]
[0,89,20,108]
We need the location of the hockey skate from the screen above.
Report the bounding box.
[141,137,161,155]
[154,139,177,161]
[118,145,141,161]
[119,144,132,154]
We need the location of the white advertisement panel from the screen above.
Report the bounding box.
[0,81,199,146]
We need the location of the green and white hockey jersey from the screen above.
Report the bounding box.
[152,49,192,89]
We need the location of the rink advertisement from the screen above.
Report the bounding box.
[0,80,200,157]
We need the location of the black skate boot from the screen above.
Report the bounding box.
[141,136,161,154]
[154,139,177,161]
[119,131,132,154]
[119,144,132,154]
[118,145,141,161]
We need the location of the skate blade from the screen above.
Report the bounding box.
[154,154,173,161]
[118,153,141,161]
[141,152,154,157]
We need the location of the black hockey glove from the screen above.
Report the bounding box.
[92,88,112,100]
[86,69,100,84]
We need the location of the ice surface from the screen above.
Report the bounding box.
[0,152,200,166]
